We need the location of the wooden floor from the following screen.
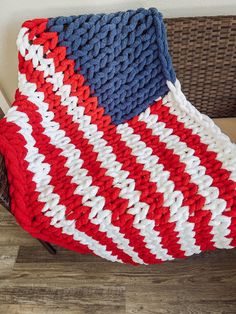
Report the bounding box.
[0,206,236,314]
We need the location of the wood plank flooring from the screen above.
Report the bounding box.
[0,206,236,314]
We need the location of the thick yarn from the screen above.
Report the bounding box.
[47,8,176,124]
[0,8,235,265]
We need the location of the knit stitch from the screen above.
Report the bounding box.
[0,8,235,265]
[47,8,176,124]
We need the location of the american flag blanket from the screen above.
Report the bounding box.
[0,8,236,265]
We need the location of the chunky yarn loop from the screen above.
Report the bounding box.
[0,8,236,265]
[47,8,176,124]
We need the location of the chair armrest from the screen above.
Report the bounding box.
[0,154,10,210]
[0,94,10,210]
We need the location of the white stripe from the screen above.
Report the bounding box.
[5,106,122,263]
[117,122,201,256]
[140,105,232,249]
[18,73,144,265]
[17,31,173,261]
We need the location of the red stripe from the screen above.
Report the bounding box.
[0,118,34,228]
[150,100,236,246]
[128,113,213,252]
[0,102,92,256]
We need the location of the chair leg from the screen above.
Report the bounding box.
[38,239,57,255]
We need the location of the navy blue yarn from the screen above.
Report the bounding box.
[47,8,176,124]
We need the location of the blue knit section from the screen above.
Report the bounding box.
[47,8,176,124]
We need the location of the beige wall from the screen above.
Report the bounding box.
[0,0,236,103]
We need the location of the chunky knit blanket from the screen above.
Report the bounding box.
[0,8,236,265]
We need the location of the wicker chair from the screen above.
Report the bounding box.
[0,15,235,254]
